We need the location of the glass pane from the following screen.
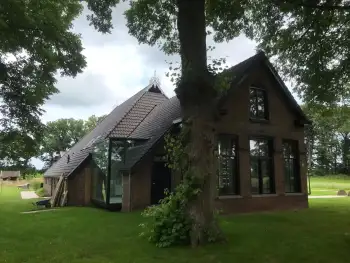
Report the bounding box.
[250,87,267,119]
[256,90,266,118]
[261,160,272,194]
[218,136,235,156]
[91,139,109,203]
[218,156,236,195]
[250,139,260,157]
[249,88,257,117]
[218,135,238,195]
[109,140,125,204]
[250,159,259,194]
[250,139,271,157]
[283,140,299,193]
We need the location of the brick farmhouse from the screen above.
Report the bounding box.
[44,51,311,213]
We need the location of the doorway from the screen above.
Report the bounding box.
[151,161,171,205]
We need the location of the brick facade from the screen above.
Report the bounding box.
[126,66,309,214]
[67,165,92,206]
[43,61,309,214]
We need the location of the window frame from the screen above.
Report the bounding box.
[217,134,240,196]
[249,136,275,195]
[249,86,269,121]
[282,139,301,193]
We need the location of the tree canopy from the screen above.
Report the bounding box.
[0,0,119,162]
[39,115,105,168]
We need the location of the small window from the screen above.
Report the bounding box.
[217,135,239,195]
[249,87,268,120]
[283,140,301,193]
[250,138,274,194]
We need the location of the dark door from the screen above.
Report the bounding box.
[151,161,171,205]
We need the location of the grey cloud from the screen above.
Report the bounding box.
[47,73,115,107]
[72,2,133,47]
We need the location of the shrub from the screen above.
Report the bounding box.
[140,176,200,247]
[30,180,43,191]
[36,187,45,197]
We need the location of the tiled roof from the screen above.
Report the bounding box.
[44,84,168,177]
[122,96,181,169]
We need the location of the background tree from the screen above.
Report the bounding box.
[39,115,104,168]
[84,115,106,133]
[303,103,350,175]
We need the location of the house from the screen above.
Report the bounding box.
[0,171,20,180]
[43,51,311,213]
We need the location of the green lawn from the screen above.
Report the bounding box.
[1,185,350,263]
[309,175,350,196]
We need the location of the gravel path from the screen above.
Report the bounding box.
[20,191,38,199]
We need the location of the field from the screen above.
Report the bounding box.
[309,175,350,196]
[1,178,350,263]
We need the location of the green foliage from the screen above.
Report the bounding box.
[23,173,43,180]
[140,176,200,248]
[35,187,45,197]
[140,132,201,247]
[166,53,230,93]
[0,0,116,165]
[39,115,105,167]
[304,103,350,175]
[235,1,350,104]
[30,180,43,191]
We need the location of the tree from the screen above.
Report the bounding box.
[39,115,105,168]
[84,114,106,133]
[123,0,250,246]
[0,0,119,164]
[40,118,84,167]
[303,103,350,175]
[230,0,350,104]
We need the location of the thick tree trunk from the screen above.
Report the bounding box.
[175,0,222,246]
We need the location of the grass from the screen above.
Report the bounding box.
[309,175,350,196]
[1,184,350,263]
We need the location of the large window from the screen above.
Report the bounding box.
[218,135,239,195]
[109,140,127,204]
[91,139,109,203]
[250,138,274,194]
[249,87,268,120]
[283,140,301,193]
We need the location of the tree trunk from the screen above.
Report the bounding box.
[175,0,222,246]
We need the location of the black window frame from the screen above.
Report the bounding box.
[249,137,275,195]
[249,86,269,121]
[282,139,301,193]
[217,134,240,196]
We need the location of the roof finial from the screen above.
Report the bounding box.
[149,70,161,87]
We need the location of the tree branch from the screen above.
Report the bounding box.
[279,0,350,11]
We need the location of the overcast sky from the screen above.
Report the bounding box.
[33,3,260,168]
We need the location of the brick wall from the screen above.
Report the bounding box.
[126,65,309,214]
[67,164,92,206]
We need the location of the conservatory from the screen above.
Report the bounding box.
[89,138,138,210]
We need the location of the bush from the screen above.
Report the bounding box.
[140,177,200,248]
[30,180,43,191]
[36,187,45,197]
